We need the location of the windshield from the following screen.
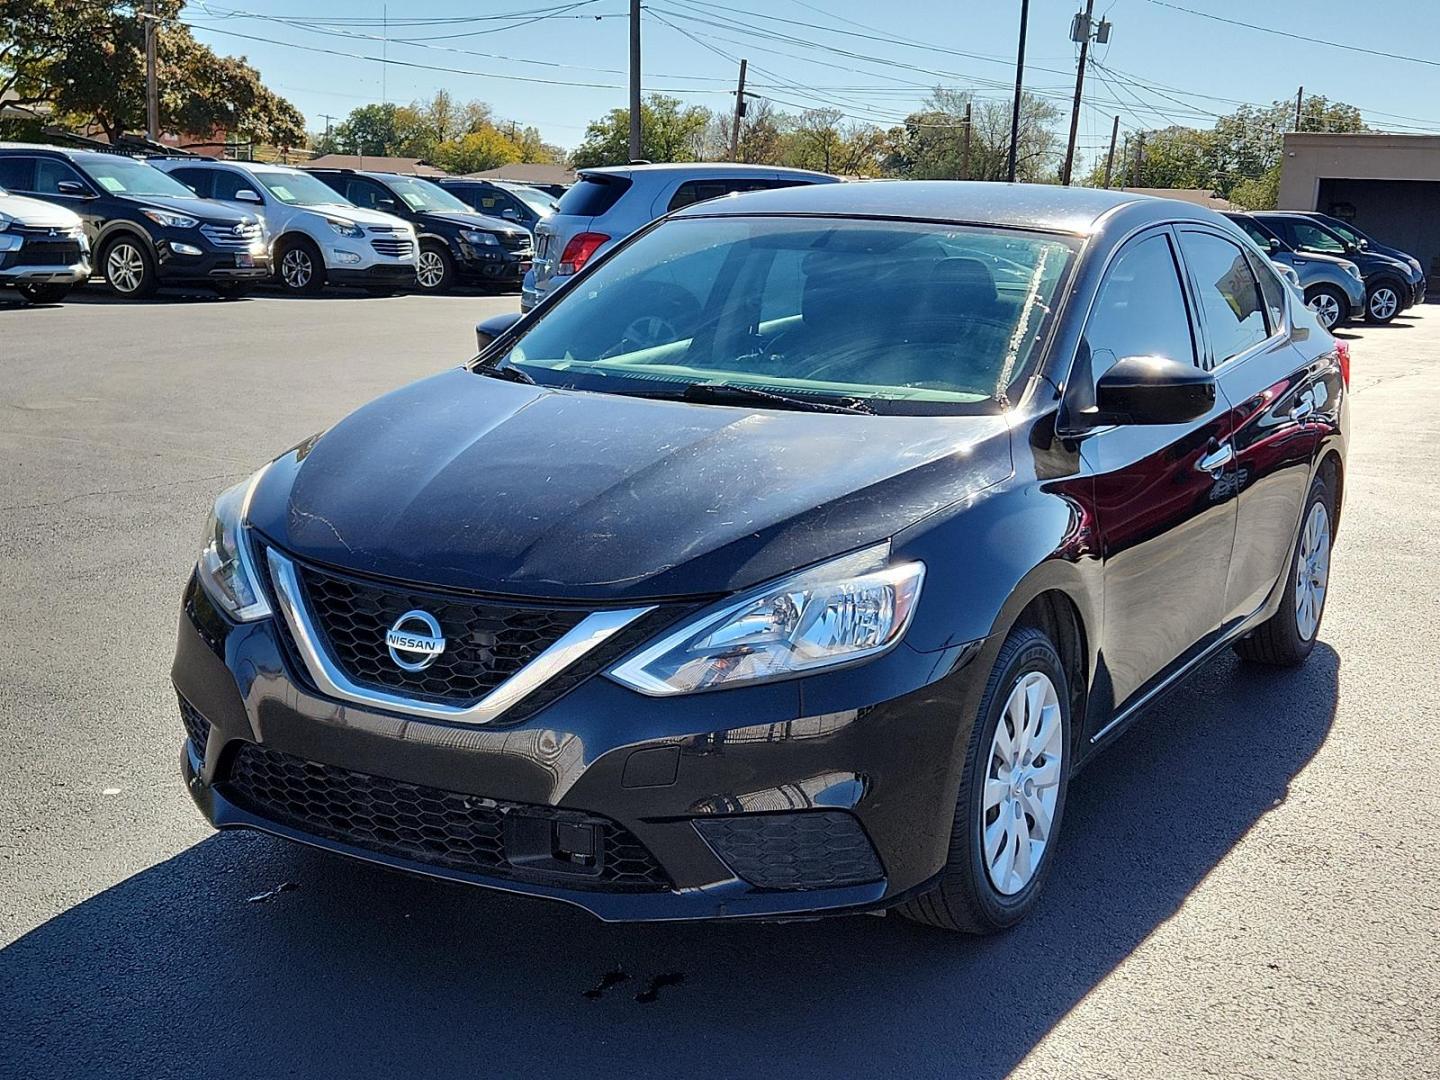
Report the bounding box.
[385,176,472,213]
[500,183,556,215]
[256,170,351,207]
[80,156,197,198]
[490,216,1078,414]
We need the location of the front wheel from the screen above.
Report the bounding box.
[1235,473,1334,666]
[1305,285,1347,330]
[102,237,157,298]
[415,244,456,292]
[897,626,1072,934]
[1365,282,1402,324]
[276,239,325,295]
[16,282,72,304]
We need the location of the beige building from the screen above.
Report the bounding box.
[1278,131,1440,280]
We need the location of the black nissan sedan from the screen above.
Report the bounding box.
[172,182,1347,933]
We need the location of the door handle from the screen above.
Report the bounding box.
[1195,442,1234,476]
[1290,400,1314,421]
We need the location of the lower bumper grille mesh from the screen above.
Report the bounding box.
[694,811,883,890]
[222,743,671,891]
[178,696,212,755]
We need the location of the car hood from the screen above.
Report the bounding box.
[422,210,526,237]
[0,192,82,228]
[121,193,252,224]
[248,368,1013,602]
[302,204,412,230]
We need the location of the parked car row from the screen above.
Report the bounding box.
[1224,209,1425,329]
[0,143,554,302]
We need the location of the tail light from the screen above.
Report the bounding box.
[1334,338,1350,388]
[557,232,608,276]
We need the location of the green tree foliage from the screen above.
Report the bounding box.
[886,90,1061,182]
[570,94,710,168]
[1228,165,1281,210]
[1,0,303,145]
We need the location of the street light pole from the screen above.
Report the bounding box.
[629,0,642,161]
[1006,0,1030,183]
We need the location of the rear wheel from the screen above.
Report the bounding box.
[101,237,157,298]
[897,626,1071,933]
[276,238,325,295]
[1365,282,1402,324]
[15,282,71,304]
[1235,473,1334,666]
[1304,285,1347,330]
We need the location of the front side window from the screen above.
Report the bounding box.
[33,158,88,195]
[491,216,1078,413]
[1233,217,1278,249]
[79,156,198,198]
[1178,231,1269,365]
[1083,232,1195,377]
[168,167,212,196]
[212,170,257,202]
[1288,221,1348,255]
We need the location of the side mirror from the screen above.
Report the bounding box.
[475,311,524,353]
[377,197,400,213]
[502,208,520,220]
[1090,355,1216,426]
[56,180,90,197]
[1357,238,1370,250]
[235,189,262,204]
[1268,237,1282,253]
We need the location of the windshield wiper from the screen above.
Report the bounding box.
[472,361,536,385]
[680,382,872,415]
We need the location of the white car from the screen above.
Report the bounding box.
[526,163,840,310]
[155,160,418,294]
[0,184,90,303]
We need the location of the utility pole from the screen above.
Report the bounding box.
[1102,114,1119,187]
[320,114,337,142]
[144,0,159,141]
[1006,0,1030,183]
[729,58,748,160]
[1062,1,1100,185]
[1294,85,1304,130]
[961,101,972,180]
[628,0,642,161]
[1133,132,1145,187]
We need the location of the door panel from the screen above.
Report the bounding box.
[1077,228,1238,712]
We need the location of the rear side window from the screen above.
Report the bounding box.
[0,156,36,191]
[556,175,631,216]
[1083,232,1196,376]
[666,177,808,212]
[1178,231,1270,365]
[168,167,213,197]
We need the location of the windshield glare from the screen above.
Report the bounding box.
[257,170,351,207]
[495,216,1077,413]
[82,157,197,198]
[387,176,472,213]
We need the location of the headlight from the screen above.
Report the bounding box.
[610,543,925,695]
[462,230,499,246]
[326,219,364,238]
[196,468,272,622]
[141,208,199,229]
[0,233,18,253]
[1341,261,1363,281]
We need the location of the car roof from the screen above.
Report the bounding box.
[579,162,837,182]
[669,180,1205,235]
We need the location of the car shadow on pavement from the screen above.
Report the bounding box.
[0,647,1338,1080]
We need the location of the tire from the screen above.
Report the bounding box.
[1304,285,1347,330]
[897,626,1072,934]
[276,237,325,295]
[15,282,71,304]
[415,243,456,292]
[1235,473,1334,666]
[1365,281,1402,324]
[101,236,157,298]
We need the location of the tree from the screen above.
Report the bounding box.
[889,90,1061,182]
[570,94,710,168]
[329,103,428,157]
[1228,165,1281,210]
[430,128,522,174]
[1,0,303,146]
[1211,94,1364,197]
[1083,124,1216,189]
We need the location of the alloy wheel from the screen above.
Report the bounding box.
[1369,287,1399,321]
[1294,500,1332,641]
[107,243,145,294]
[417,250,446,289]
[1308,293,1341,328]
[281,248,313,289]
[983,670,1063,896]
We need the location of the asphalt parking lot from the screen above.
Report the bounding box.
[2,287,1437,1080]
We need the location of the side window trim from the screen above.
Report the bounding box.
[1173,225,1284,373]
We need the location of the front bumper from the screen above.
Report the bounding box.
[0,258,90,286]
[155,241,270,283]
[454,241,531,285]
[172,574,987,923]
[330,263,417,287]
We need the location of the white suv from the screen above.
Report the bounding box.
[0,184,90,303]
[526,163,839,310]
[156,160,418,294]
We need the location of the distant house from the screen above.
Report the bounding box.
[467,162,575,194]
[1123,187,1240,212]
[305,154,446,176]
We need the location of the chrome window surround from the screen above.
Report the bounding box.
[265,548,653,725]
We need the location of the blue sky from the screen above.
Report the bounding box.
[182,0,1440,163]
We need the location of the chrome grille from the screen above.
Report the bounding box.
[200,222,262,250]
[371,237,415,258]
[497,232,530,251]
